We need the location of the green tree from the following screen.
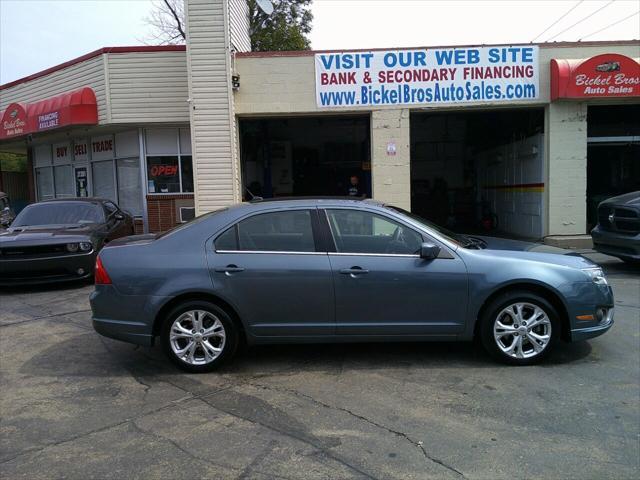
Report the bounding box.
[0,152,27,173]
[145,0,313,52]
[249,0,312,51]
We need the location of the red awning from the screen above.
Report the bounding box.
[550,53,640,101]
[1,87,98,141]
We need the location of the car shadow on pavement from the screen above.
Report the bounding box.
[19,332,594,380]
[0,280,92,295]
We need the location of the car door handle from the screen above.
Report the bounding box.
[339,267,369,276]
[214,265,245,274]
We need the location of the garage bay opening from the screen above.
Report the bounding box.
[586,105,640,232]
[410,108,545,239]
[239,116,371,200]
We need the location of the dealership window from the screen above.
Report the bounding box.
[34,144,73,201]
[116,158,142,216]
[53,165,74,198]
[35,167,54,200]
[145,128,194,194]
[32,133,143,214]
[92,160,116,200]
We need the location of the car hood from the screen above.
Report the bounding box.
[0,225,98,246]
[599,191,640,208]
[474,235,572,254]
[468,235,595,269]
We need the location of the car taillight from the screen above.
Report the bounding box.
[95,256,112,285]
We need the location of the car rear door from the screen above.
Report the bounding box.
[322,208,468,336]
[207,208,334,337]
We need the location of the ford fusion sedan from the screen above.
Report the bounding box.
[591,191,640,264]
[0,198,134,285]
[91,198,614,372]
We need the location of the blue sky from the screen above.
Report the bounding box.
[1,0,154,83]
[1,0,639,85]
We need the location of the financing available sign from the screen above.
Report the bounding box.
[315,46,539,108]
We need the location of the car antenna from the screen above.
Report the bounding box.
[245,186,263,203]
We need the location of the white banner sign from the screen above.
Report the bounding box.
[315,46,539,108]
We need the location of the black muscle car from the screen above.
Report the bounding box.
[591,191,640,264]
[0,198,135,285]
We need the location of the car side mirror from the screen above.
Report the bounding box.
[114,213,125,221]
[420,242,441,260]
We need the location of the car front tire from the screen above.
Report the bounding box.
[480,291,560,366]
[161,301,238,373]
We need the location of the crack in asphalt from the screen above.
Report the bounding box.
[248,382,466,478]
[196,394,376,480]
[236,439,279,480]
[129,420,299,480]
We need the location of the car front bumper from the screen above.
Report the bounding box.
[566,281,615,342]
[0,251,96,285]
[591,226,640,261]
[570,307,615,341]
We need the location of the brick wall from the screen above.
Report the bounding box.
[146,194,194,233]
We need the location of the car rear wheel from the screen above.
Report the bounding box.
[161,301,238,372]
[480,291,560,365]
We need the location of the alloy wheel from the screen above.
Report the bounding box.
[169,310,226,365]
[493,302,552,360]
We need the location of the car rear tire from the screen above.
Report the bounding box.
[161,301,238,373]
[480,291,560,366]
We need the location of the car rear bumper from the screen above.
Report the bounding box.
[0,251,96,285]
[90,285,167,346]
[92,317,155,346]
[591,226,640,261]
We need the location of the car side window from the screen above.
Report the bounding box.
[326,209,423,255]
[215,226,238,250]
[216,210,316,253]
[104,202,118,216]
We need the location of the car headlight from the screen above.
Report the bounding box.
[66,243,79,253]
[583,267,608,285]
[79,242,92,252]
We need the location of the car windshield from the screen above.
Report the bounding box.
[12,202,105,227]
[386,205,472,247]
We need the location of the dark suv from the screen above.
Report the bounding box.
[591,191,640,264]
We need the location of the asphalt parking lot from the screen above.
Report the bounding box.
[1,252,638,480]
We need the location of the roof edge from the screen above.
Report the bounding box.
[236,39,640,58]
[0,45,186,91]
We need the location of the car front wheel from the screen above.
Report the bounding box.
[480,291,560,365]
[161,301,238,372]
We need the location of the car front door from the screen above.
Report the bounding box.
[207,208,334,337]
[323,208,468,336]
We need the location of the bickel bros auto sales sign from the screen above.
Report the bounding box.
[315,46,539,108]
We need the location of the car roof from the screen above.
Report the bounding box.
[38,197,109,205]
[238,197,386,210]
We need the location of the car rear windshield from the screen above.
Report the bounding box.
[155,208,229,239]
[12,202,105,227]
